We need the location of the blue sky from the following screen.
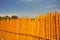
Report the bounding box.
[0,0,60,17]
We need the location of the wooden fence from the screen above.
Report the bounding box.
[0,11,60,40]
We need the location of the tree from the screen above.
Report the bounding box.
[11,15,18,19]
[0,16,3,20]
[2,16,6,20]
[5,16,11,20]
[1,16,11,20]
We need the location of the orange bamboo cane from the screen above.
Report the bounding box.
[27,16,31,35]
[59,13,60,40]
[0,20,4,30]
[50,13,56,40]
[27,16,35,40]
[39,14,46,40]
[55,12,59,40]
[34,16,39,37]
[45,12,51,39]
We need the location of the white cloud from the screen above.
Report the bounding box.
[26,0,33,1]
[18,0,57,2]
[48,0,57,1]
[46,5,58,8]
[18,0,42,2]
[0,12,39,18]
[0,13,17,17]
[26,0,41,1]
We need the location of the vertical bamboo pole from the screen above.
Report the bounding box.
[20,16,27,40]
[8,20,12,32]
[31,19,39,40]
[7,19,16,40]
[6,20,11,31]
[27,16,31,35]
[39,14,46,40]
[15,19,19,40]
[27,16,34,40]
[10,19,17,33]
[14,19,19,33]
[3,20,9,40]
[9,19,13,32]
[53,14,56,40]
[0,20,1,38]
[5,20,10,40]
[1,19,10,40]
[5,20,11,40]
[0,20,1,30]
[13,19,17,33]
[4,20,6,31]
[18,19,21,33]
[34,16,39,37]
[50,13,56,40]
[0,20,4,30]
[32,17,36,36]
[16,18,24,40]
[59,13,60,40]
[9,20,13,32]
[5,19,8,31]
[45,12,51,39]
[10,19,14,32]
[55,11,59,40]
[6,19,18,40]
[2,20,6,40]
[31,19,35,40]
[17,19,20,40]
[19,18,24,33]
[2,20,5,30]
[22,16,27,34]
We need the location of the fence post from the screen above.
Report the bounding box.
[39,14,46,40]
[55,11,59,40]
[45,12,51,39]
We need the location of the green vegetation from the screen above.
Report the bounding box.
[0,15,19,20]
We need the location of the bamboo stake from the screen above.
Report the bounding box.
[39,14,46,40]
[55,11,59,40]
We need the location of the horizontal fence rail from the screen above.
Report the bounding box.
[0,30,51,40]
[0,11,60,40]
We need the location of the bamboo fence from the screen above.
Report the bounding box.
[0,11,60,40]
